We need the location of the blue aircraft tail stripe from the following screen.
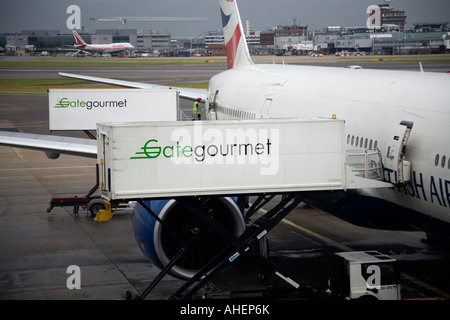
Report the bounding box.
[221,8,231,28]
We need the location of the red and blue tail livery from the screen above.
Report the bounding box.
[219,0,252,69]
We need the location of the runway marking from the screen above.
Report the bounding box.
[42,173,92,178]
[0,165,95,172]
[281,218,351,252]
[402,273,450,299]
[253,205,351,251]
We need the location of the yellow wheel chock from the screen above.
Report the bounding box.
[94,200,117,221]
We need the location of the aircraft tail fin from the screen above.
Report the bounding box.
[72,30,87,46]
[220,0,253,69]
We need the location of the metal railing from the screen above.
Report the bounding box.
[346,149,384,181]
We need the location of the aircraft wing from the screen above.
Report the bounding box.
[0,131,97,158]
[11,36,208,158]
[0,73,208,159]
[59,72,208,102]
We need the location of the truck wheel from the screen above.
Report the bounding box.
[357,295,379,301]
[87,198,106,218]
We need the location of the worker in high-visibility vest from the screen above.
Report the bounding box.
[193,98,202,120]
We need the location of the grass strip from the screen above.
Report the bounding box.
[0,58,226,68]
[0,78,209,94]
[0,78,112,94]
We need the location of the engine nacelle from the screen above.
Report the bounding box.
[132,196,245,280]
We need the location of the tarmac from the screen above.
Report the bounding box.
[1,56,450,301]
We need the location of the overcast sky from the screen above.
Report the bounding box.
[1,0,449,37]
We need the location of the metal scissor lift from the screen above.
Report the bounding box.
[133,192,318,300]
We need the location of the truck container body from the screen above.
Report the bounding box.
[97,118,348,200]
[49,89,178,131]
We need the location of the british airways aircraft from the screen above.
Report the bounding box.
[0,0,449,280]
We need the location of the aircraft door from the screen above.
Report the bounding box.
[207,89,219,120]
[383,121,413,184]
[100,133,109,191]
[260,98,272,118]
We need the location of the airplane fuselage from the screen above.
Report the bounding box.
[76,43,134,53]
[207,63,450,238]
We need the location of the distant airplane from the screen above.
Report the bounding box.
[0,0,449,282]
[72,30,135,54]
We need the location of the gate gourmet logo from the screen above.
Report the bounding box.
[54,97,128,110]
[130,123,280,175]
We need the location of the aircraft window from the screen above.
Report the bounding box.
[360,137,364,148]
[369,139,373,149]
[351,135,355,145]
[435,154,439,166]
[448,158,450,170]
[442,155,446,168]
[347,135,350,145]
[374,140,378,150]
[364,138,368,149]
[355,136,359,147]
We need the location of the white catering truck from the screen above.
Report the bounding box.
[99,118,337,201]
[46,88,178,217]
[96,118,391,201]
[49,88,178,131]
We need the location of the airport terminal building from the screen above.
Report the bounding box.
[1,1,449,57]
[0,29,176,56]
[1,24,448,57]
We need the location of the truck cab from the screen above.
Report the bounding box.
[329,251,401,300]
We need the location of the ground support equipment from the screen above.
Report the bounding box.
[134,192,318,300]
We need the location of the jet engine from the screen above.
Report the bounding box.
[132,196,246,280]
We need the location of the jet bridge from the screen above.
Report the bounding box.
[95,117,396,299]
[96,118,392,202]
